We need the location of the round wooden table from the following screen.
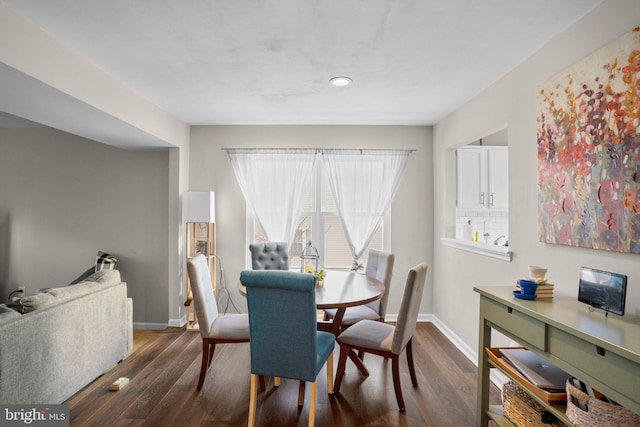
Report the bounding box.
[314,270,384,329]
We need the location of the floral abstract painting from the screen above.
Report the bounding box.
[537,27,640,253]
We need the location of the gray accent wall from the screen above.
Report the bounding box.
[0,127,169,326]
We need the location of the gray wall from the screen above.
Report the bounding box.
[433,0,640,352]
[0,127,170,326]
[189,125,433,317]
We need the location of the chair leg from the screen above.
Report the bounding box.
[334,344,349,392]
[406,338,418,387]
[259,375,266,391]
[208,341,216,366]
[348,349,369,376]
[274,377,280,387]
[391,354,406,411]
[248,374,258,427]
[326,351,334,394]
[197,339,210,390]
[308,381,316,427]
[298,381,306,406]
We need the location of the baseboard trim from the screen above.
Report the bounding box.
[384,313,434,323]
[133,322,170,330]
[166,315,187,328]
[428,316,478,364]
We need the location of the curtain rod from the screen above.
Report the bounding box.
[221,148,416,153]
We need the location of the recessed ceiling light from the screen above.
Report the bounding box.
[329,76,353,87]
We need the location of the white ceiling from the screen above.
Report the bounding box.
[2,0,602,127]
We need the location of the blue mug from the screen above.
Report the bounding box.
[518,279,538,296]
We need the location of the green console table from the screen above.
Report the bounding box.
[475,286,640,426]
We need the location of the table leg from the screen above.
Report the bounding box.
[331,307,369,376]
[331,308,346,336]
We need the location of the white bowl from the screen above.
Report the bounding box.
[528,265,547,281]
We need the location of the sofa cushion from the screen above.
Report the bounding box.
[95,251,118,271]
[20,270,122,313]
[19,291,57,313]
[76,268,121,285]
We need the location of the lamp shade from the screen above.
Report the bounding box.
[186,191,215,223]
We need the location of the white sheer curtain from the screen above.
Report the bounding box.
[323,149,412,270]
[226,149,317,243]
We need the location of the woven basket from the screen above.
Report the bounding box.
[502,381,564,427]
[566,380,640,427]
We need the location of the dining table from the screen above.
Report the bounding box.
[313,270,384,331]
[237,269,386,375]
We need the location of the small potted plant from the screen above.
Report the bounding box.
[315,269,326,287]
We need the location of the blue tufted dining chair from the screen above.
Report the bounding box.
[334,262,428,411]
[249,242,290,270]
[240,270,335,427]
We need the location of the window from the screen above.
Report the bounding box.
[249,159,386,269]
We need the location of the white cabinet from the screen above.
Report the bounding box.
[487,148,508,209]
[456,146,508,210]
[456,147,484,209]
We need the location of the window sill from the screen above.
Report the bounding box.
[440,238,512,262]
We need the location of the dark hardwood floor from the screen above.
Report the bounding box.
[66,322,501,426]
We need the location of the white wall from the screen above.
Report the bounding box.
[0,127,170,326]
[189,125,433,316]
[433,0,640,351]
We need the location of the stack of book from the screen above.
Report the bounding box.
[109,377,130,391]
[516,282,554,299]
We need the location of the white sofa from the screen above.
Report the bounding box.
[0,269,133,404]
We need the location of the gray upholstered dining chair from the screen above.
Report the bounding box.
[249,242,290,270]
[240,270,335,427]
[333,262,428,411]
[323,249,395,327]
[187,254,251,390]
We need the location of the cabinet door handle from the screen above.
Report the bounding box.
[490,192,494,207]
[480,192,485,205]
